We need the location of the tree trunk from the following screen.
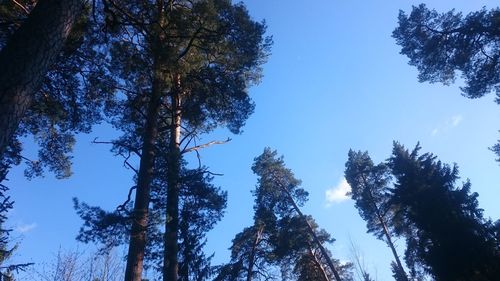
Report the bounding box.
[246,225,264,281]
[364,179,409,281]
[164,75,182,281]
[308,243,330,281]
[376,211,408,281]
[123,67,162,281]
[283,190,343,281]
[0,0,83,158]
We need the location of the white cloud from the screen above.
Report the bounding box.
[431,114,463,136]
[15,223,37,233]
[325,178,351,206]
[451,115,463,127]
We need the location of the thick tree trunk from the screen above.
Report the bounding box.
[124,1,166,279]
[283,190,343,281]
[123,71,162,281]
[164,76,182,281]
[0,0,83,158]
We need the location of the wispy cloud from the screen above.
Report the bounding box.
[450,115,463,127]
[325,178,351,207]
[15,223,37,233]
[431,114,463,136]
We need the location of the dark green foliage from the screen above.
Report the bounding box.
[251,148,308,218]
[393,4,500,102]
[74,166,227,278]
[0,143,33,278]
[345,150,408,281]
[388,142,500,281]
[346,142,500,280]
[491,140,500,163]
[0,0,116,179]
[276,216,353,281]
[0,0,37,48]
[217,148,352,281]
[345,150,392,240]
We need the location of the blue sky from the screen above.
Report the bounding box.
[6,1,500,280]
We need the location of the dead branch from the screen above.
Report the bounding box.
[181,138,231,154]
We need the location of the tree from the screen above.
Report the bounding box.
[275,215,353,281]
[345,151,408,281]
[217,148,350,281]
[387,142,500,281]
[75,165,227,281]
[393,4,500,162]
[0,0,85,157]
[252,148,345,281]
[72,1,270,280]
[393,4,500,102]
[0,0,117,181]
[0,147,33,280]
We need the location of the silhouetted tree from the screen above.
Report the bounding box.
[345,151,408,281]
[0,0,85,156]
[217,148,350,281]
[72,1,270,279]
[0,0,116,180]
[252,149,345,281]
[388,142,500,281]
[393,4,499,102]
[393,4,500,162]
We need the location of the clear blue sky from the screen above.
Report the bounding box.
[7,1,500,280]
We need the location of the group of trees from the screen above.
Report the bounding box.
[0,1,498,281]
[216,149,351,281]
[346,143,500,281]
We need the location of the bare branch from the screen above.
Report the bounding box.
[92,138,142,157]
[11,0,30,14]
[181,138,231,154]
[117,185,137,213]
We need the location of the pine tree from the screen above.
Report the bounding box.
[393,4,500,162]
[73,1,270,280]
[0,0,85,156]
[345,150,408,281]
[388,142,500,281]
[217,148,350,281]
[393,4,500,102]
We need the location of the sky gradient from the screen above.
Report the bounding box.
[7,1,500,280]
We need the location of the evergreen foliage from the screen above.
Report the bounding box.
[393,4,500,102]
[217,148,352,281]
[393,4,500,163]
[346,142,500,281]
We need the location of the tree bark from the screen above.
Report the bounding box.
[0,0,83,158]
[164,75,182,281]
[123,67,162,281]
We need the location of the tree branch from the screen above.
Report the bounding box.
[181,138,231,154]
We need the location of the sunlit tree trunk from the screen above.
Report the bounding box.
[164,75,182,281]
[0,0,83,158]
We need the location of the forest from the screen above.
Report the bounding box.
[0,0,499,281]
